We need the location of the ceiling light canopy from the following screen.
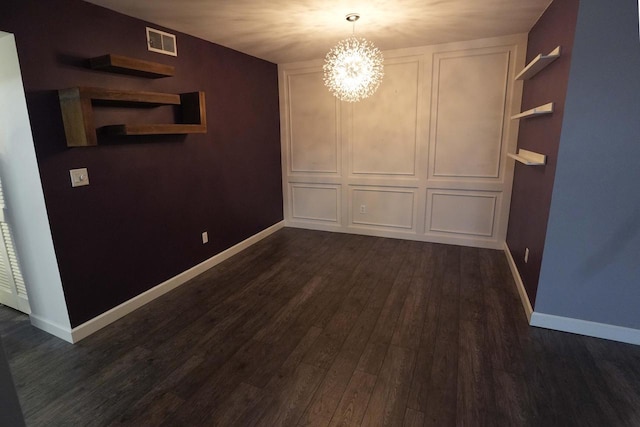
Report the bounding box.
[323,14,384,103]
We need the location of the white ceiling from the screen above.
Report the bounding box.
[83,0,552,64]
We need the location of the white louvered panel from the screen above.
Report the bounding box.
[0,178,9,293]
[15,272,27,298]
[0,184,5,223]
[0,243,12,292]
[0,223,26,296]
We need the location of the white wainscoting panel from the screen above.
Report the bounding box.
[291,184,340,224]
[279,34,526,248]
[288,71,339,174]
[351,187,415,231]
[426,190,498,237]
[430,48,510,179]
[351,59,420,176]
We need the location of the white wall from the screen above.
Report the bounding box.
[279,34,527,248]
[0,32,71,338]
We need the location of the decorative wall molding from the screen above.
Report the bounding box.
[504,242,533,321]
[285,220,503,250]
[290,184,340,223]
[350,187,416,231]
[530,312,640,346]
[351,58,420,177]
[65,221,285,343]
[287,70,340,175]
[429,47,511,180]
[279,34,528,248]
[426,190,498,237]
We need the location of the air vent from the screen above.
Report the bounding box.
[146,27,177,56]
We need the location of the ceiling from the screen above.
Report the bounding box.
[83,0,552,64]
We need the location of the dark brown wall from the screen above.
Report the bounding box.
[506,0,579,306]
[1,0,283,326]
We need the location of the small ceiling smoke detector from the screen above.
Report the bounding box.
[146,27,177,56]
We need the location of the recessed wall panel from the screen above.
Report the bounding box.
[352,188,415,230]
[288,72,338,173]
[431,51,509,178]
[280,35,526,248]
[427,190,497,236]
[291,184,339,223]
[352,60,419,176]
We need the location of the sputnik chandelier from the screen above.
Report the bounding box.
[323,13,384,102]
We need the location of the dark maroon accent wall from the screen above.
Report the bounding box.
[1,0,283,326]
[506,0,579,306]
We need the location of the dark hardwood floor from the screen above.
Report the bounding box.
[2,228,640,426]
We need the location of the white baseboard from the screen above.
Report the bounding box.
[29,314,73,343]
[530,312,640,346]
[502,244,640,346]
[503,243,533,322]
[67,221,284,343]
[285,220,504,250]
[284,221,343,234]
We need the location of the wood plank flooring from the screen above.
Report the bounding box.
[2,228,640,426]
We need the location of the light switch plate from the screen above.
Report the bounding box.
[70,168,89,187]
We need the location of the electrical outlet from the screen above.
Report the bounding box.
[524,247,530,263]
[202,231,208,244]
[360,204,366,214]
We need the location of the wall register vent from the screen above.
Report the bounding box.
[146,27,177,56]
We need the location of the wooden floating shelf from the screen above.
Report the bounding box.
[508,149,547,166]
[89,54,174,78]
[511,102,554,120]
[515,46,561,80]
[59,88,206,147]
[101,124,207,136]
[63,87,181,107]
